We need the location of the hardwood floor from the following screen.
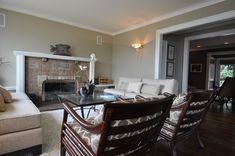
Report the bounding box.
[151,102,235,156]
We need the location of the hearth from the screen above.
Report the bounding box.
[42,79,76,101]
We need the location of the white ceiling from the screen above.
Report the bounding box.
[0,0,224,35]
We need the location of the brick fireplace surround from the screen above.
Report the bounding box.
[14,51,96,104]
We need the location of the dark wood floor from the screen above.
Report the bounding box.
[150,102,235,156]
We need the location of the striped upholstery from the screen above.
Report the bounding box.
[61,95,174,156]
[160,92,211,141]
[159,91,216,156]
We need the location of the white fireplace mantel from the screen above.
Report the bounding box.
[14,50,97,93]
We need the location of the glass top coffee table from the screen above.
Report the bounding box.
[57,93,118,118]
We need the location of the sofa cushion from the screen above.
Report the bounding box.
[141,84,160,95]
[126,82,142,93]
[0,128,42,155]
[117,77,141,90]
[124,92,138,98]
[0,86,13,103]
[118,82,129,90]
[0,93,40,135]
[0,94,6,112]
[139,94,166,99]
[142,78,178,95]
[104,88,125,96]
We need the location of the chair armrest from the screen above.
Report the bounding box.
[135,95,148,100]
[170,101,188,110]
[163,92,176,98]
[63,103,103,134]
[116,97,129,103]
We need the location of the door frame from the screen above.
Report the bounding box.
[155,10,235,92]
[185,29,235,91]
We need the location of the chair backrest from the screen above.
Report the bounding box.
[218,77,235,98]
[173,91,214,141]
[96,95,174,156]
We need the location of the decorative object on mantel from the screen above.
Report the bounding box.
[50,44,71,56]
[79,80,95,97]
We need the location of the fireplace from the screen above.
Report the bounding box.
[42,79,76,101]
[14,51,96,95]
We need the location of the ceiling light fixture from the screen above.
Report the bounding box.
[224,42,229,45]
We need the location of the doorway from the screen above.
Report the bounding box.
[155,10,235,92]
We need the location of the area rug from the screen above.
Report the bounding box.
[40,110,63,156]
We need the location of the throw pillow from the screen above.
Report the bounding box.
[169,93,188,123]
[0,94,6,112]
[126,82,142,93]
[0,86,12,103]
[141,84,160,95]
[118,82,129,90]
[172,92,187,106]
[160,93,188,138]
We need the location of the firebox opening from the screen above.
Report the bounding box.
[42,79,76,101]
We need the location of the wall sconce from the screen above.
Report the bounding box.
[131,43,143,51]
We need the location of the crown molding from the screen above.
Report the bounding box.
[0,0,225,36]
[0,5,112,35]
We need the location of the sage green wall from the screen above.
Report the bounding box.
[112,0,235,87]
[0,8,112,86]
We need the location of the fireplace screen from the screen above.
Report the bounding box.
[42,79,76,101]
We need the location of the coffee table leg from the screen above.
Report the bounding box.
[80,106,85,118]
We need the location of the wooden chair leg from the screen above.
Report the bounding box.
[196,131,205,148]
[169,143,177,156]
[225,98,231,109]
[61,146,66,156]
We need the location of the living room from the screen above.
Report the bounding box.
[0,0,235,156]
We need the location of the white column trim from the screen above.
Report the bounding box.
[16,55,25,92]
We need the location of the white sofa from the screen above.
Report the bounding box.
[104,77,178,98]
[0,92,42,155]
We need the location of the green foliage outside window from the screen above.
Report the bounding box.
[220,65,233,80]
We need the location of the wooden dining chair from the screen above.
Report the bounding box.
[60,95,175,156]
[158,91,216,156]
